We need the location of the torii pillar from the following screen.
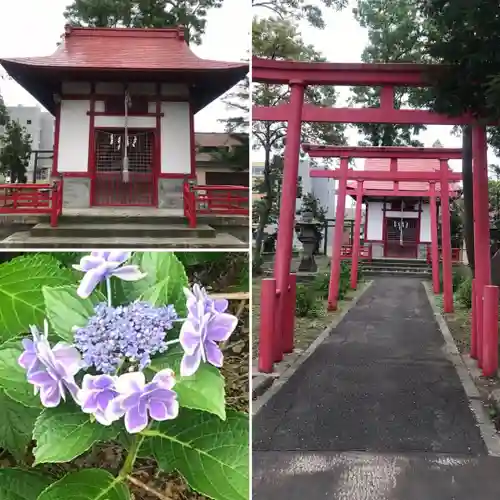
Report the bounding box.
[350,180,364,290]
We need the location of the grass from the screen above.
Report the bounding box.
[252,269,365,357]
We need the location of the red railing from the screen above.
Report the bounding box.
[340,244,373,261]
[183,182,249,228]
[0,180,63,227]
[426,245,462,263]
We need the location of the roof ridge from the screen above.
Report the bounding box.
[64,24,185,39]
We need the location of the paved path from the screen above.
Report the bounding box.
[253,278,500,499]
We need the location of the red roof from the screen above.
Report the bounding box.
[0,26,248,114]
[347,158,461,194]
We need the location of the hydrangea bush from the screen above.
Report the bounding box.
[0,251,249,500]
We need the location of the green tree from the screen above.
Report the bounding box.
[219,75,250,134]
[0,120,32,183]
[351,0,432,146]
[252,17,346,270]
[252,0,347,28]
[64,0,223,44]
[418,0,500,270]
[0,92,7,127]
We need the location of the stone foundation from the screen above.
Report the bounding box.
[371,242,384,258]
[63,177,91,208]
[158,178,184,209]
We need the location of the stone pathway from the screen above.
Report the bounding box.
[253,278,500,499]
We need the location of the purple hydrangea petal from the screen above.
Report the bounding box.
[148,400,169,420]
[206,313,238,343]
[180,348,202,377]
[110,265,146,281]
[80,391,99,413]
[28,371,54,386]
[121,392,142,411]
[77,268,105,299]
[91,251,110,259]
[105,397,126,422]
[125,406,149,434]
[213,298,229,313]
[94,408,114,426]
[107,251,130,264]
[115,371,145,394]
[40,383,62,408]
[204,340,224,367]
[52,343,84,375]
[152,369,176,390]
[73,255,104,272]
[179,320,201,355]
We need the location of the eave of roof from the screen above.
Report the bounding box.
[0,26,248,115]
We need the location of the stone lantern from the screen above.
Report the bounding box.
[295,210,322,272]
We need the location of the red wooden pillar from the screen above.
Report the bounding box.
[440,160,453,313]
[471,278,478,359]
[482,285,499,377]
[283,273,297,353]
[328,156,349,310]
[429,182,440,294]
[350,181,364,289]
[258,278,277,373]
[273,81,305,346]
[472,125,491,364]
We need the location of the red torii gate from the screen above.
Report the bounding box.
[303,144,462,314]
[254,57,497,378]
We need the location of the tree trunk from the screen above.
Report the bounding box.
[253,147,272,273]
[462,125,475,272]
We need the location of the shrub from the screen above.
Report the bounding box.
[456,277,473,309]
[295,284,320,317]
[313,273,330,299]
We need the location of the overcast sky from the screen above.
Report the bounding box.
[0,0,250,132]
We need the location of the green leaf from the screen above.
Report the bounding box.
[147,409,249,500]
[43,285,106,342]
[37,469,129,500]
[0,254,75,343]
[0,391,40,461]
[130,252,189,314]
[0,341,41,408]
[33,403,118,465]
[0,469,52,500]
[148,346,226,420]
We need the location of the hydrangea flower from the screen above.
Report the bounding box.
[180,287,238,377]
[79,374,119,425]
[18,321,83,407]
[107,369,179,433]
[185,284,229,316]
[73,251,146,299]
[74,301,178,374]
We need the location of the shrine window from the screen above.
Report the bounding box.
[104,95,150,115]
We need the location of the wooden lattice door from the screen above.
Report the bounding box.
[385,217,418,258]
[93,129,155,206]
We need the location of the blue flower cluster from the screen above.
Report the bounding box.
[74,301,178,374]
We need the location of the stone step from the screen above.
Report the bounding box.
[364,269,431,278]
[0,232,247,249]
[370,259,430,268]
[31,222,216,239]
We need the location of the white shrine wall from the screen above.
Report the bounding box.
[58,99,90,173]
[57,82,192,176]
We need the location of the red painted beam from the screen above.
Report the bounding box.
[303,145,463,160]
[252,57,442,86]
[253,103,470,125]
[346,189,458,198]
[311,169,462,181]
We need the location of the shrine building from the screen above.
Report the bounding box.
[0,25,248,208]
[347,157,461,259]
